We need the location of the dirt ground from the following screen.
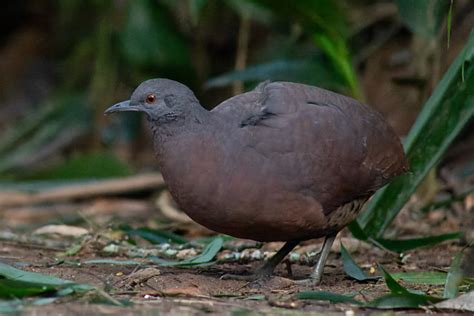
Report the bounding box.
[0,225,467,315]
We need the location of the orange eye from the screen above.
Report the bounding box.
[145,94,156,104]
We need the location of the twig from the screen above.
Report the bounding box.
[0,231,67,251]
[0,173,165,207]
[232,12,251,95]
[1,199,152,226]
[156,190,193,224]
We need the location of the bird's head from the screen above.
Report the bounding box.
[105,79,198,123]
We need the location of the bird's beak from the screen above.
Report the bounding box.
[104,100,140,114]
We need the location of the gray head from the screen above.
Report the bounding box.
[105,79,200,123]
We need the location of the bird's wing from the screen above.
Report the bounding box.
[211,81,272,126]
[213,81,407,213]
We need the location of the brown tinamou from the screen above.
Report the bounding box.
[105,79,408,284]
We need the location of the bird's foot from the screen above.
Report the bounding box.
[293,275,322,286]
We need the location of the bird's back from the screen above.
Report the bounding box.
[212,81,407,212]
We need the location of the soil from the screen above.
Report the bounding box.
[0,228,466,315]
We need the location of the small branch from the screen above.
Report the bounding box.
[156,190,193,224]
[0,231,67,250]
[0,173,165,207]
[232,13,251,95]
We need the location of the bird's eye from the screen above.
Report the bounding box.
[145,94,156,104]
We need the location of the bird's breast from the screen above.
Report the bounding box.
[155,131,332,241]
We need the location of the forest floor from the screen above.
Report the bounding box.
[0,186,472,315]
[0,237,465,315]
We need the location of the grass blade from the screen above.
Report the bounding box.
[340,243,379,281]
[0,262,93,300]
[152,236,223,267]
[368,265,445,309]
[0,279,56,298]
[374,232,463,253]
[123,226,188,245]
[444,252,464,299]
[366,293,443,309]
[391,271,447,285]
[296,291,362,305]
[378,265,409,295]
[0,262,73,286]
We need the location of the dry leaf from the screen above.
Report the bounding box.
[33,225,89,237]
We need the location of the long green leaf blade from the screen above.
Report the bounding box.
[296,291,362,305]
[374,232,463,253]
[391,271,447,285]
[341,243,379,281]
[358,30,474,237]
[444,252,464,299]
[0,262,73,286]
[152,236,223,267]
[366,293,443,309]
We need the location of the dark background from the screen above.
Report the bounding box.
[0,0,472,181]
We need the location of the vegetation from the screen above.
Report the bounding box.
[0,0,472,313]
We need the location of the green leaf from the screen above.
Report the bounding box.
[347,221,368,241]
[0,279,56,298]
[296,291,362,305]
[0,103,57,157]
[119,0,190,70]
[378,265,409,295]
[366,293,443,309]
[368,265,445,309]
[0,262,74,286]
[340,243,379,281]
[248,0,347,36]
[391,271,447,285]
[358,30,474,237]
[0,95,90,177]
[312,33,360,98]
[374,232,463,253]
[240,0,359,97]
[0,262,93,300]
[186,236,223,264]
[123,227,188,245]
[395,0,450,38]
[152,236,223,267]
[444,252,464,299]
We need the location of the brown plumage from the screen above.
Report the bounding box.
[105,79,408,283]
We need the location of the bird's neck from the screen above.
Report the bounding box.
[149,101,214,147]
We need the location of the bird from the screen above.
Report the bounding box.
[105,79,408,284]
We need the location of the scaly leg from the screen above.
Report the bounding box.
[308,233,337,284]
[221,240,299,281]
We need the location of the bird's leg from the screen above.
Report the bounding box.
[221,240,299,281]
[309,233,337,284]
[295,233,337,285]
[255,240,299,276]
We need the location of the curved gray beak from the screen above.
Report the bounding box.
[104,100,140,114]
